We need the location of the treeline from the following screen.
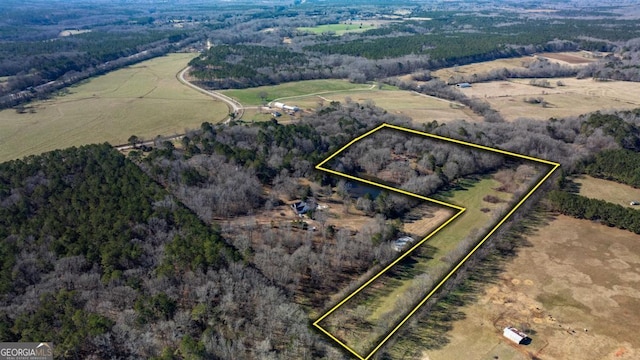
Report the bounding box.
[331,127,506,198]
[0,144,237,288]
[0,29,186,78]
[189,44,308,88]
[583,149,640,188]
[580,111,640,151]
[547,191,640,234]
[577,39,640,82]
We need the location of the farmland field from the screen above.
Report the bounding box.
[574,175,640,208]
[459,78,640,121]
[219,79,374,106]
[537,51,600,66]
[0,53,228,163]
[431,57,535,81]
[297,23,375,35]
[430,51,598,82]
[276,89,480,123]
[421,214,640,360]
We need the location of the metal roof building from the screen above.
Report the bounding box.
[503,327,529,345]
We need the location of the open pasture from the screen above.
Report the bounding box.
[574,175,640,208]
[220,79,372,106]
[460,77,640,121]
[431,57,535,81]
[297,23,376,35]
[421,214,640,360]
[0,53,228,163]
[293,89,480,123]
[536,51,601,66]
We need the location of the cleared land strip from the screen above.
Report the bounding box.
[313,124,559,359]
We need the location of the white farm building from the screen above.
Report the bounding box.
[503,327,530,345]
[272,102,300,112]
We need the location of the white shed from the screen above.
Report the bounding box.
[503,327,528,345]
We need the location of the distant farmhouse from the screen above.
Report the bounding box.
[272,102,300,113]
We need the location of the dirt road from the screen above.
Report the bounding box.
[177,66,244,122]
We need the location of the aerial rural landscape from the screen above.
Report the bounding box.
[1,0,640,359]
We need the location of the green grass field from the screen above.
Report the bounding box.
[220,79,375,106]
[297,23,374,35]
[0,53,228,163]
[239,108,275,122]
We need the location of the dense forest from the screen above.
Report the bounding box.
[0,144,333,359]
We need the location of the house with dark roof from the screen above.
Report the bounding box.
[291,201,315,216]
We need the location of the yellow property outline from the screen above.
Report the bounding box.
[313,123,560,359]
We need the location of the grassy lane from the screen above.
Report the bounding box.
[318,175,527,356]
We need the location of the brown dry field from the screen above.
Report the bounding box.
[423,215,640,360]
[574,176,640,209]
[537,52,598,65]
[431,57,535,81]
[460,78,640,121]
[294,90,480,123]
[430,51,599,82]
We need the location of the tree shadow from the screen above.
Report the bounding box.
[388,244,437,281]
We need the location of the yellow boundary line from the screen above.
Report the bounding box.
[313,123,560,359]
